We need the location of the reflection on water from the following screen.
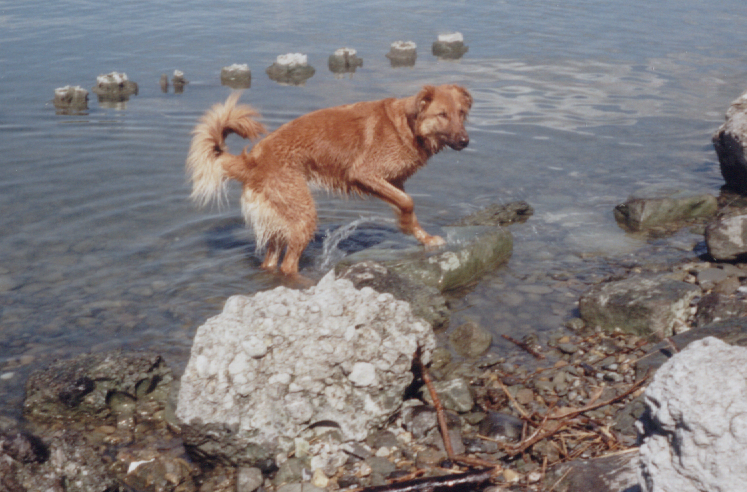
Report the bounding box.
[0,0,745,417]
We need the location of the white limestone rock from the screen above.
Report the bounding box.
[637,337,747,492]
[176,271,435,466]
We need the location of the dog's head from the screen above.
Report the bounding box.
[411,84,472,154]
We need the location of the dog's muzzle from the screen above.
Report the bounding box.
[448,133,470,151]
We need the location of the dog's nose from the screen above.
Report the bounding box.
[459,135,470,148]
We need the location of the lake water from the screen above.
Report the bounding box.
[1,0,745,416]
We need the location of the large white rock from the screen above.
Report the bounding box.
[176,271,435,466]
[637,337,747,492]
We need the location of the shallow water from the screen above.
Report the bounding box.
[1,0,745,416]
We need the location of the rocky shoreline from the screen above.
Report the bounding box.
[6,89,747,492]
[2,186,747,492]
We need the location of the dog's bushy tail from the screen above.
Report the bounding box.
[186,92,267,208]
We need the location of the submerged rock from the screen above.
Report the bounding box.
[578,273,700,337]
[221,63,252,89]
[448,320,493,358]
[431,32,469,60]
[386,41,417,68]
[172,70,188,93]
[637,337,747,492]
[53,85,89,114]
[266,53,315,86]
[452,201,534,227]
[176,271,435,466]
[613,189,717,232]
[712,89,747,194]
[91,71,138,105]
[328,47,363,76]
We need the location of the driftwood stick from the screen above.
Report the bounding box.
[355,468,497,492]
[501,334,545,359]
[417,356,455,460]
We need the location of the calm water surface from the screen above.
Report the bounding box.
[1,0,745,416]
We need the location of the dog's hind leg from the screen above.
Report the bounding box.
[270,178,317,276]
[261,237,283,271]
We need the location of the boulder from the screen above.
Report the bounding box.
[705,214,747,260]
[176,271,435,466]
[637,337,747,492]
[613,190,717,232]
[712,90,747,193]
[578,273,701,337]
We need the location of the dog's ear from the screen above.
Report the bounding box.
[453,85,473,110]
[415,85,437,113]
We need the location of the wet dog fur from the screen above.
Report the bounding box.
[186,84,473,275]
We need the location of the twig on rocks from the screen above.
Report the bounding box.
[504,419,572,457]
[354,468,499,492]
[501,334,545,359]
[418,356,456,460]
[496,377,530,419]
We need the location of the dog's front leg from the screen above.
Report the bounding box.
[356,177,445,247]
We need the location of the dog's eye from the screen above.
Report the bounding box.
[438,111,448,118]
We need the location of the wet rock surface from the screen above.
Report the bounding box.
[24,350,172,425]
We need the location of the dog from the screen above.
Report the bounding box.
[186,84,472,275]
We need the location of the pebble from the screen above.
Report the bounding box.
[558,343,579,354]
[515,388,534,405]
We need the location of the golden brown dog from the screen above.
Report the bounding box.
[186,84,472,275]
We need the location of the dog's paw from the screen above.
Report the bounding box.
[423,235,446,248]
